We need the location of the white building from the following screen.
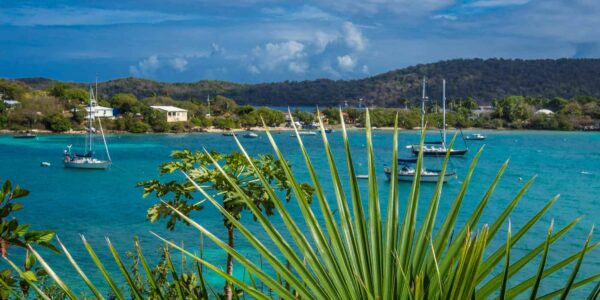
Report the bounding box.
[84,105,114,118]
[3,99,20,108]
[150,106,188,122]
[535,109,554,115]
[471,105,494,116]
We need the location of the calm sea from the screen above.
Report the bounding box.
[0,130,598,298]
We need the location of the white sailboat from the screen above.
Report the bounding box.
[412,79,468,156]
[64,85,111,169]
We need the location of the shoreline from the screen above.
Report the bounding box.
[1,126,597,136]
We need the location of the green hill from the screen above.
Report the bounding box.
[13,58,600,106]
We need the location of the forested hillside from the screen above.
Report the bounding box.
[13,58,600,107]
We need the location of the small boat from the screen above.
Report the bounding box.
[291,131,317,137]
[411,145,469,157]
[64,85,111,170]
[384,165,456,183]
[356,174,369,179]
[465,133,486,141]
[40,162,51,167]
[222,131,234,136]
[324,128,333,133]
[243,132,258,138]
[13,133,37,139]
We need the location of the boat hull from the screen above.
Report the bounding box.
[411,146,468,156]
[465,137,485,141]
[13,135,37,139]
[385,168,456,183]
[64,161,111,169]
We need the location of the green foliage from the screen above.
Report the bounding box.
[139,149,313,299]
[213,117,238,130]
[44,114,71,132]
[191,116,212,128]
[138,150,313,230]
[20,59,600,107]
[48,83,88,103]
[239,107,284,127]
[211,95,237,115]
[0,179,59,298]
[292,109,315,124]
[142,107,169,132]
[493,96,534,122]
[129,121,151,133]
[110,93,141,114]
[235,105,254,116]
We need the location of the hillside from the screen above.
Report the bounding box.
[14,58,600,106]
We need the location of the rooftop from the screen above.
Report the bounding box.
[150,105,187,112]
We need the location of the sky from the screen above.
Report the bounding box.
[1,0,599,83]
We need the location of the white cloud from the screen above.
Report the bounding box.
[129,55,160,76]
[252,40,307,71]
[169,57,188,72]
[342,22,367,51]
[1,7,190,26]
[337,55,356,71]
[315,30,339,53]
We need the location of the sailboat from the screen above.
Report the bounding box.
[412,78,444,145]
[412,79,468,157]
[384,158,456,183]
[64,86,112,169]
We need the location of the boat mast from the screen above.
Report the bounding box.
[88,86,94,153]
[442,79,447,147]
[421,77,426,130]
[95,78,111,162]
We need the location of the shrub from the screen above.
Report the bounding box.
[44,114,71,132]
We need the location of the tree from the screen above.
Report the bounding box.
[253,107,284,127]
[213,117,238,130]
[44,114,71,132]
[142,107,169,132]
[235,105,254,116]
[110,93,142,114]
[292,109,315,124]
[138,150,313,300]
[211,96,237,115]
[546,97,568,112]
[493,96,533,123]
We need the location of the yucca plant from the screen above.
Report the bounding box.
[6,109,599,299]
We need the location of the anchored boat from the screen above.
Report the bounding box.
[64,85,111,170]
[465,133,486,141]
[412,79,468,157]
[384,159,455,183]
[243,132,258,138]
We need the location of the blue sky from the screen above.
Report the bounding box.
[1,0,598,83]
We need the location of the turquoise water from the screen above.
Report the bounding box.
[0,130,598,298]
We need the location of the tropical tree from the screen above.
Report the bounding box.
[138,150,313,299]
[8,110,600,300]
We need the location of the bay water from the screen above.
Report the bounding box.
[0,130,598,298]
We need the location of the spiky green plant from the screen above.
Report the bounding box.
[8,109,599,299]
